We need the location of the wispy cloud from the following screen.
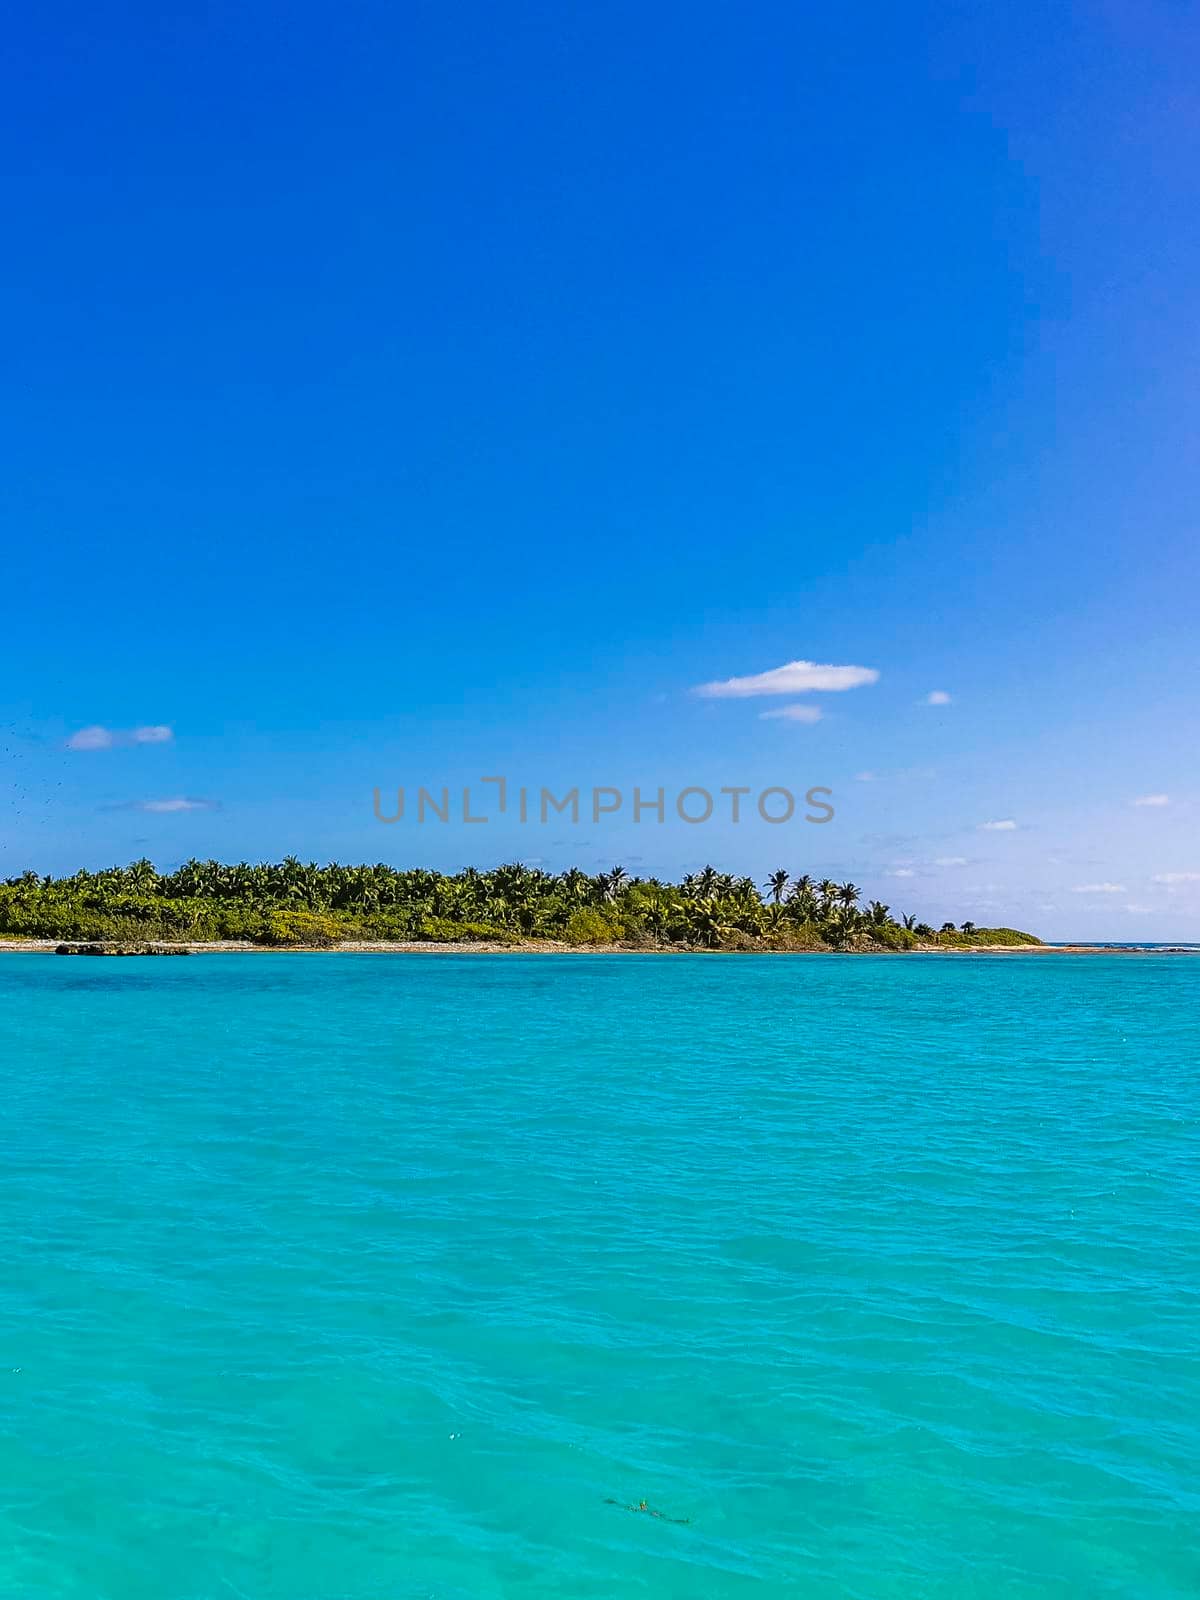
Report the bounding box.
[853,767,936,786]
[1071,882,1126,894]
[758,704,823,724]
[924,690,952,706]
[935,856,968,867]
[136,797,217,813]
[66,724,173,751]
[886,867,916,878]
[1152,871,1200,885]
[979,819,1017,831]
[1132,794,1169,807]
[694,659,879,698]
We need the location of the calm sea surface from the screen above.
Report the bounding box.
[1,953,1196,1598]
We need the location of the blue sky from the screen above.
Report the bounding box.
[3,0,1198,938]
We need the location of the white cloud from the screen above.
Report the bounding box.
[1133,794,1169,807]
[886,868,916,878]
[979,819,1017,831]
[855,771,876,782]
[1152,871,1200,885]
[694,659,880,698]
[1125,904,1153,914]
[66,724,116,750]
[758,704,823,724]
[935,856,968,867]
[1071,882,1126,894]
[924,690,952,706]
[136,797,215,813]
[66,723,174,751]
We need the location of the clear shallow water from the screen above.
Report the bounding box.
[1,953,1196,1599]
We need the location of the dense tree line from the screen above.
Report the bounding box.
[0,859,1038,948]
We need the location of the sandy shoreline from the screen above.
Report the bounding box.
[1,939,1192,955]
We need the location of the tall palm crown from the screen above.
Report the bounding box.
[764,869,790,904]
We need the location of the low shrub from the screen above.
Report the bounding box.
[932,926,1040,947]
[353,911,419,941]
[564,908,621,946]
[260,910,345,947]
[213,906,270,942]
[418,917,518,944]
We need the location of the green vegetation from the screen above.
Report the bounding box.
[0,860,1042,950]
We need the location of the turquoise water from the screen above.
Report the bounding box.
[2,953,1197,1598]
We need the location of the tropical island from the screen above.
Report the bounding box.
[0,859,1040,951]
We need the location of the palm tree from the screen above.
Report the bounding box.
[694,865,720,898]
[276,856,308,903]
[961,920,976,936]
[125,858,159,894]
[788,874,817,922]
[559,867,590,903]
[902,913,916,931]
[687,898,729,949]
[764,869,790,905]
[640,894,669,942]
[817,879,838,914]
[824,907,857,949]
[170,858,212,899]
[596,866,629,903]
[837,881,861,912]
[866,899,890,927]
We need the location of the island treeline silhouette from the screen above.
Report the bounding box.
[0,860,1038,949]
